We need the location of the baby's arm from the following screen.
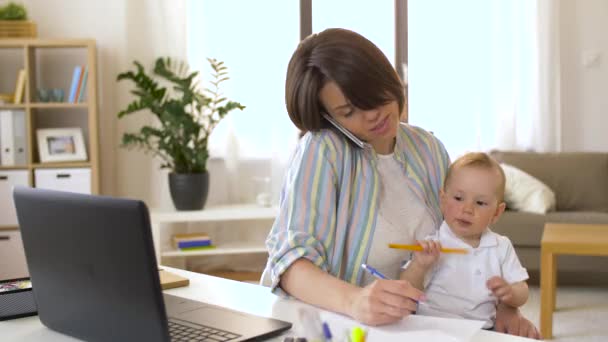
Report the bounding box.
[487,277,529,308]
[399,240,441,290]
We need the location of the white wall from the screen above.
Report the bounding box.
[560,0,608,152]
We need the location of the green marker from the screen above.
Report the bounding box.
[350,326,366,342]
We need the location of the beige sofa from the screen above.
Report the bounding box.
[489,151,608,285]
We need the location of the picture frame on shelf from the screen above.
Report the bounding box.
[36,127,87,163]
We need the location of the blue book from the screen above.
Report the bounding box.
[77,67,88,103]
[177,240,212,249]
[68,66,82,103]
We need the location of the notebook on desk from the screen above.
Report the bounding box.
[159,269,189,290]
[13,187,292,342]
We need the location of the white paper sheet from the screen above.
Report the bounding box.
[272,298,485,342]
[319,310,485,342]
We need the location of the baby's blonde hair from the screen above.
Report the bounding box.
[444,152,506,202]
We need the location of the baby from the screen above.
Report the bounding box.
[400,152,529,329]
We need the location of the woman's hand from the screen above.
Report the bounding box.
[348,279,425,326]
[495,302,541,339]
[412,240,441,269]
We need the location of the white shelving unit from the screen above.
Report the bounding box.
[149,205,278,268]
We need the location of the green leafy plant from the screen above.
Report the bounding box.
[117,57,245,173]
[0,2,28,20]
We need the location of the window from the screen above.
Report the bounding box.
[188,1,399,159]
[312,0,395,67]
[187,1,300,158]
[408,0,538,159]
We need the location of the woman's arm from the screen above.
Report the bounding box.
[281,258,424,326]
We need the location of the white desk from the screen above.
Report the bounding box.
[0,267,537,342]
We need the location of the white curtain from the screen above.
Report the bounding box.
[535,0,562,151]
[115,0,187,209]
[186,0,300,208]
[409,0,562,160]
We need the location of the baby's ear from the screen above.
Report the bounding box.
[492,201,507,223]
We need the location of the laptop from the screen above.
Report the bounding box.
[13,187,292,342]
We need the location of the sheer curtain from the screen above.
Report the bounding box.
[115,0,187,209]
[187,0,299,207]
[408,0,561,160]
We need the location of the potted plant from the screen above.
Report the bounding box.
[0,2,37,38]
[117,57,245,210]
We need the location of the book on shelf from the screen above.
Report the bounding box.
[172,233,211,242]
[68,66,83,103]
[172,233,213,250]
[13,69,26,104]
[179,245,217,252]
[77,67,88,103]
[176,240,212,249]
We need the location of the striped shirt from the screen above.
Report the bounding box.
[263,123,450,296]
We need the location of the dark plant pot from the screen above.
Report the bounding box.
[168,172,209,211]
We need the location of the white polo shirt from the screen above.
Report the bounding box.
[405,221,529,328]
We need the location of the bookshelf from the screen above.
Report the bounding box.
[150,205,277,269]
[0,39,99,231]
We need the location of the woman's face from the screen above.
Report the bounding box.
[319,81,399,153]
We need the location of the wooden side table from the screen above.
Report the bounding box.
[540,223,608,339]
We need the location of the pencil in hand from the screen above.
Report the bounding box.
[388,243,468,254]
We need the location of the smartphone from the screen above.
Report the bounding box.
[0,278,32,294]
[322,112,366,148]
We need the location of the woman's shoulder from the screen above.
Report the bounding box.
[286,129,356,180]
[397,122,449,159]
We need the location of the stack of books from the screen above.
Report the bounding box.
[172,233,214,252]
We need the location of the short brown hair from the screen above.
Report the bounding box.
[444,152,506,202]
[285,28,405,133]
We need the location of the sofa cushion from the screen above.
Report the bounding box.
[491,211,546,247]
[501,163,556,214]
[492,210,608,247]
[490,151,608,212]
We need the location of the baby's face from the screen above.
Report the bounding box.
[441,166,505,241]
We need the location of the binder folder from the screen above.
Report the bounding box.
[0,110,27,166]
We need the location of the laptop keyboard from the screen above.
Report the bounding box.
[168,319,241,341]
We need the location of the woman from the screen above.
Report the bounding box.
[263,28,539,338]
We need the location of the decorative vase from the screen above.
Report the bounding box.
[168,172,209,211]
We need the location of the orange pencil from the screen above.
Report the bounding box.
[388,243,468,254]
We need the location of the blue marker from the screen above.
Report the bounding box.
[361,264,389,280]
[322,322,332,341]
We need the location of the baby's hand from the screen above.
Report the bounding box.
[486,276,513,302]
[412,240,441,269]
